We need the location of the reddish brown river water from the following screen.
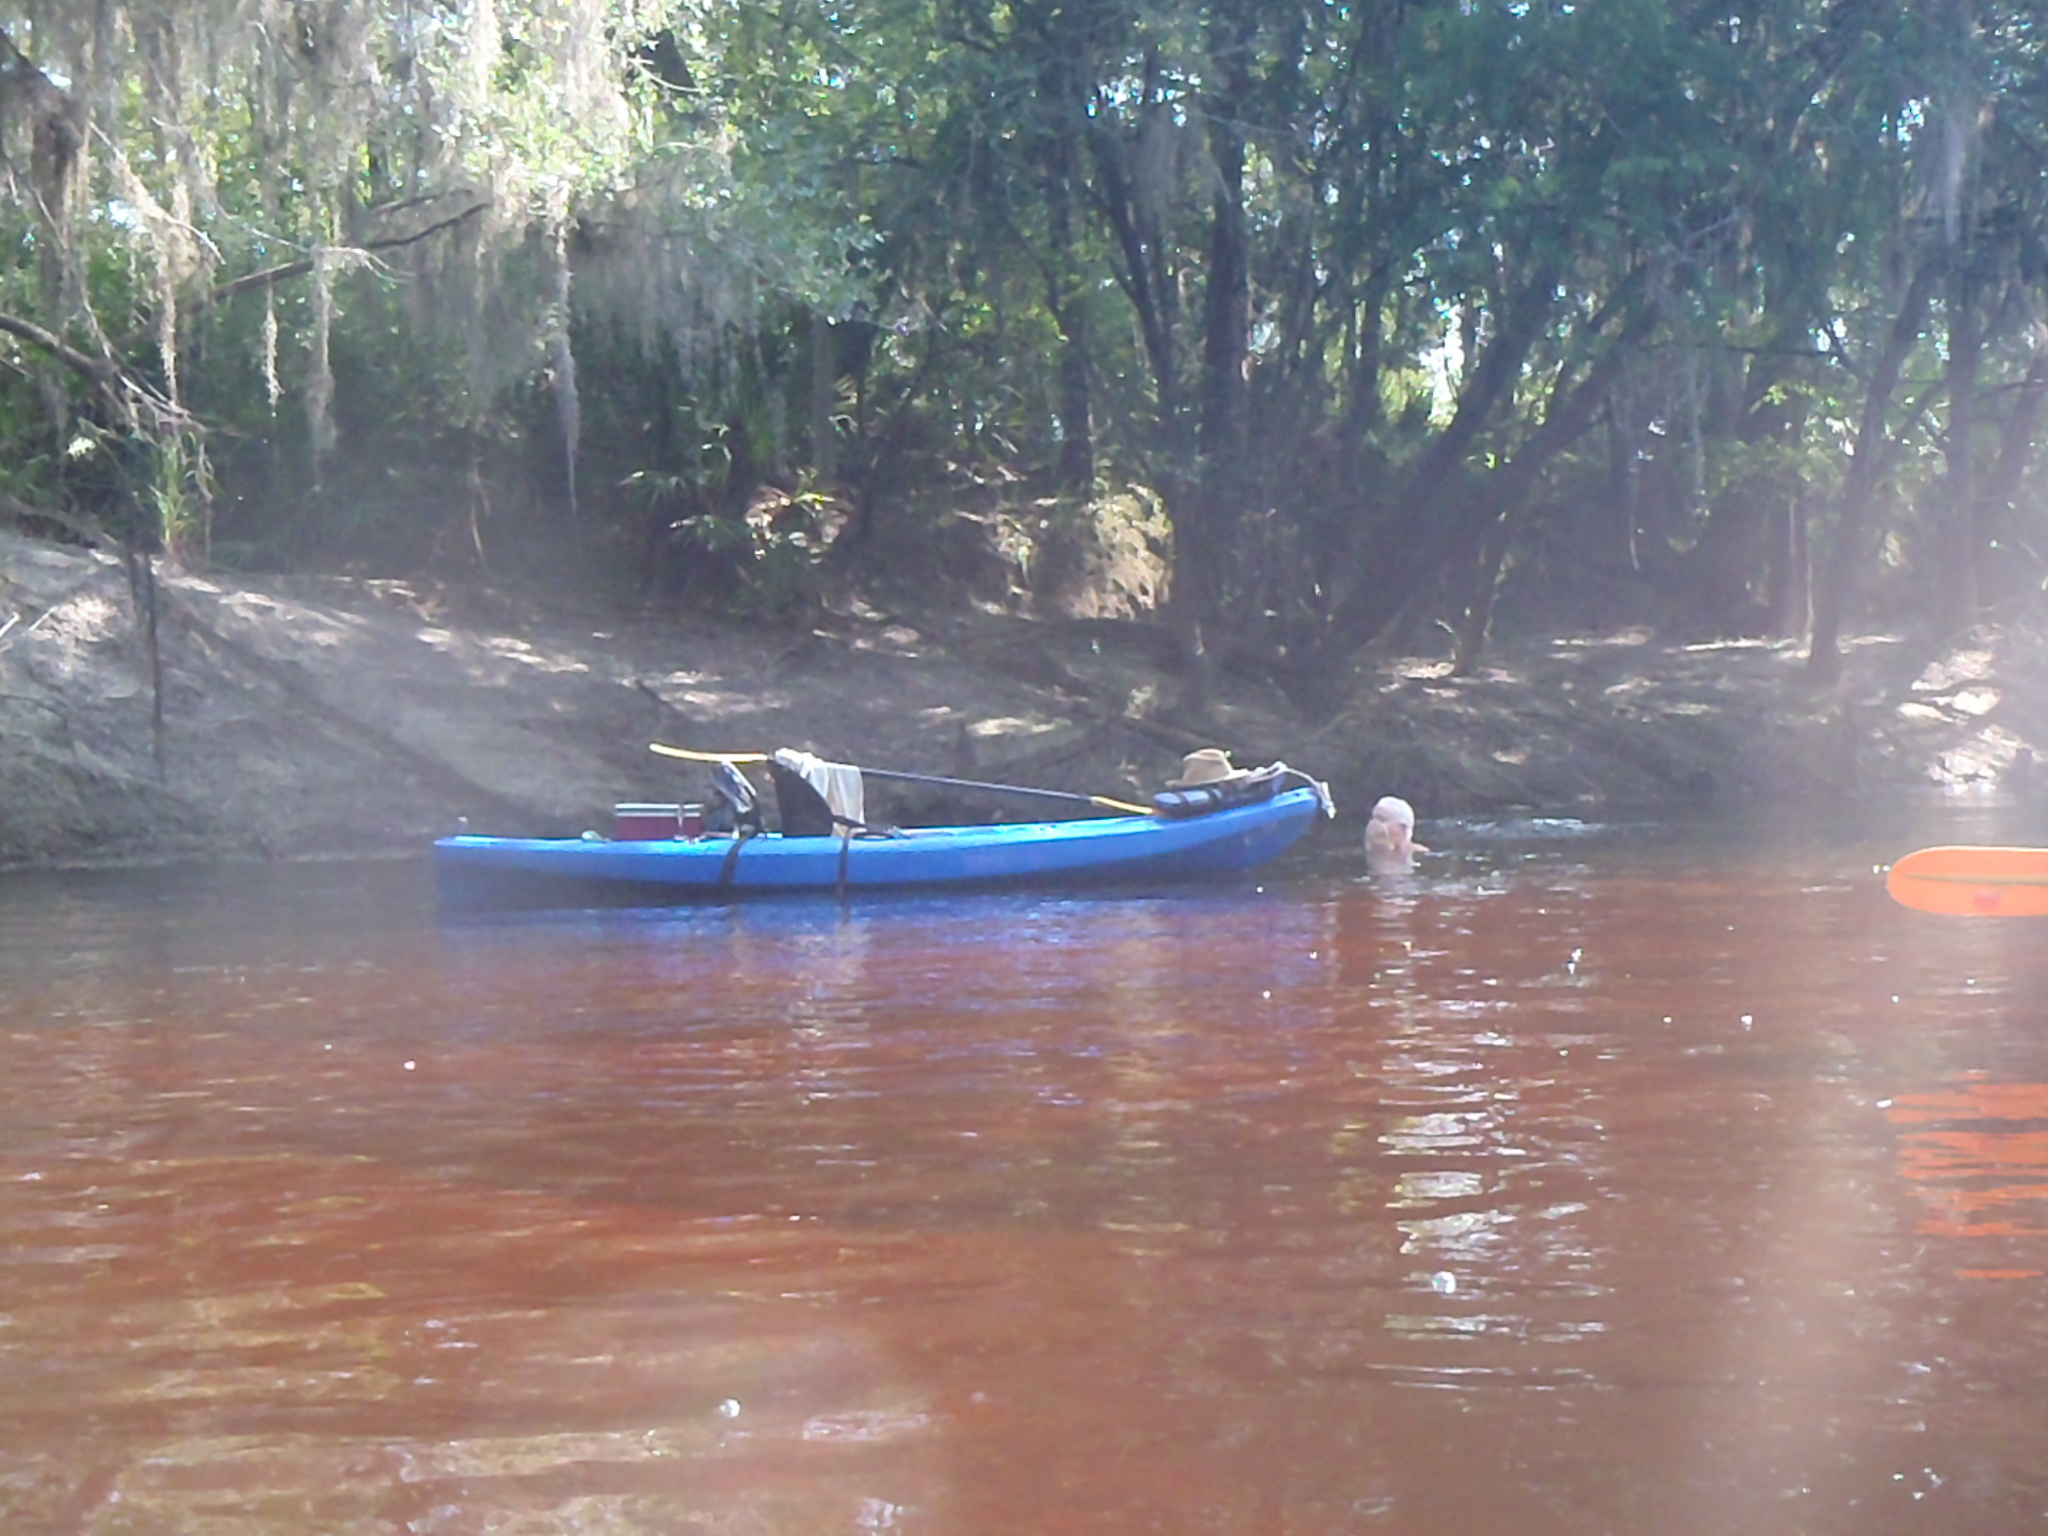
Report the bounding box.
[2,807,2046,1536]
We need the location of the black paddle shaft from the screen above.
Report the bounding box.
[858,766,1116,808]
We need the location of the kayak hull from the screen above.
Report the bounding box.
[435,787,1323,905]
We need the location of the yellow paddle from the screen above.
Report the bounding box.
[650,742,1156,817]
[1885,845,2048,917]
[647,744,770,765]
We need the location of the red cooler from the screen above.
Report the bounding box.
[613,803,680,840]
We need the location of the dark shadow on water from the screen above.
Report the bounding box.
[1414,785,2041,861]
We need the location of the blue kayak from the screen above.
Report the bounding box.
[435,785,1328,904]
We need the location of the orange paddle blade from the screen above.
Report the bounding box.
[1887,846,2048,917]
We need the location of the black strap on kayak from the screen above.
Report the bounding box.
[716,826,757,894]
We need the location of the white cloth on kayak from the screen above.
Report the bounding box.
[772,748,866,828]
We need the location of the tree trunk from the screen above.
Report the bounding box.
[1366,300,1640,669]
[1042,49,1094,497]
[1449,508,1515,676]
[1807,257,1939,685]
[809,310,836,487]
[1174,27,1254,711]
[1051,300,1094,496]
[1088,59,1180,426]
[1940,267,1982,629]
[1446,339,1634,673]
[1979,351,2048,604]
[1321,259,1561,647]
[1765,487,1812,641]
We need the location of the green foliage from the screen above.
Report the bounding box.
[0,0,2045,671]
[660,477,841,623]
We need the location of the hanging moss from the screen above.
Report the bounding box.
[0,2,858,563]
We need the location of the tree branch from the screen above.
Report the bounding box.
[0,311,116,389]
[0,309,192,435]
[196,198,493,317]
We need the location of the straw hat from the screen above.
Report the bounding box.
[1167,747,1249,787]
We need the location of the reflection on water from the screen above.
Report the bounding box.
[3,813,2048,1533]
[1888,1080,2048,1262]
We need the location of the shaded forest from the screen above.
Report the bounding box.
[3,0,2046,713]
